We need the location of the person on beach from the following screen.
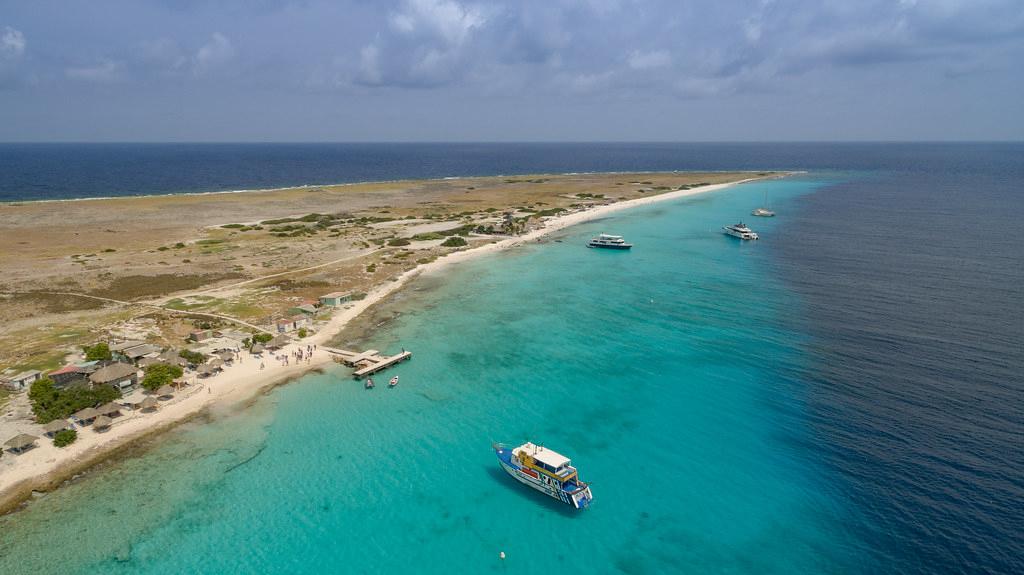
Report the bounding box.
[260,362,265,370]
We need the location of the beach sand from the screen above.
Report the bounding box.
[0,176,766,515]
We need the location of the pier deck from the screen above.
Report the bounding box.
[322,347,412,378]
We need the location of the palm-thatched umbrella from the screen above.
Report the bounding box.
[97,402,123,417]
[42,420,72,437]
[92,415,112,431]
[140,396,159,412]
[156,385,175,399]
[72,407,100,423]
[4,433,39,453]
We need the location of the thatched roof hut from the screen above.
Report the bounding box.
[156,385,175,398]
[89,362,137,385]
[216,350,235,362]
[250,343,264,354]
[206,357,224,369]
[5,433,39,453]
[92,415,112,431]
[72,407,100,422]
[140,396,159,411]
[42,419,72,436]
[268,334,290,349]
[96,402,123,417]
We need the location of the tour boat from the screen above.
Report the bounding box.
[365,378,374,389]
[389,376,399,388]
[723,222,759,240]
[587,234,633,250]
[493,442,593,509]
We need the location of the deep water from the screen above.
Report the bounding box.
[0,143,1021,574]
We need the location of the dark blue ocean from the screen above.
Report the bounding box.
[0,143,1021,574]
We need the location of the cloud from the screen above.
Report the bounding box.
[627,49,671,70]
[65,59,121,82]
[194,32,234,74]
[1,26,25,60]
[388,0,485,46]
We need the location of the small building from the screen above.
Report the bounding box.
[276,318,296,333]
[157,349,189,368]
[4,433,39,454]
[291,315,312,329]
[1,370,42,391]
[89,362,139,391]
[319,292,352,307]
[109,340,146,361]
[291,304,319,316]
[188,329,214,342]
[122,344,161,363]
[49,364,89,387]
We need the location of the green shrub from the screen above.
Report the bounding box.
[387,238,411,246]
[297,328,308,338]
[222,223,246,229]
[53,429,77,447]
[411,232,444,241]
[141,364,183,392]
[178,349,207,365]
[83,342,112,361]
[366,263,377,273]
[252,333,274,344]
[441,236,467,247]
[29,378,121,424]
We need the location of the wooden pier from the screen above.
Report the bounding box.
[323,347,412,378]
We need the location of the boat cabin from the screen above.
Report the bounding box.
[513,442,578,483]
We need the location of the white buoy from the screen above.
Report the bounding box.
[499,551,506,560]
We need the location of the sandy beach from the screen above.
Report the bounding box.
[0,176,763,515]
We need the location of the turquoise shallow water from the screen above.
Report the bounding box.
[0,178,866,573]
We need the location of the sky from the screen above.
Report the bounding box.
[1,0,1022,142]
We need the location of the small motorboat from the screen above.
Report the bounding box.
[365,378,375,389]
[389,376,399,388]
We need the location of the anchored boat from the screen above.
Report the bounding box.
[723,222,759,240]
[493,442,593,509]
[587,234,633,250]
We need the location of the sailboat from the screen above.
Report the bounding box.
[751,189,776,217]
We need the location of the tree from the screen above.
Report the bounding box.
[252,333,273,344]
[297,328,308,338]
[53,429,77,447]
[442,235,468,246]
[141,364,183,392]
[28,378,121,424]
[83,342,112,361]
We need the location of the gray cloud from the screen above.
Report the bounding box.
[0,0,1021,140]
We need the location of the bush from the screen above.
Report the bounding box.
[297,328,308,338]
[411,232,444,241]
[252,333,274,344]
[83,342,112,361]
[141,364,183,392]
[387,238,411,246]
[178,349,207,365]
[441,236,467,247]
[53,429,77,447]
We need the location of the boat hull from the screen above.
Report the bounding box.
[723,228,758,240]
[587,242,632,249]
[494,446,592,509]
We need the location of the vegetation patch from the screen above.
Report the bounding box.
[53,429,77,447]
[441,236,468,247]
[90,273,244,301]
[387,238,411,246]
[29,378,121,424]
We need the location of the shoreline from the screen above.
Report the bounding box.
[0,174,775,516]
[0,169,775,206]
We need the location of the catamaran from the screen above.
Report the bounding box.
[494,442,593,509]
[723,222,759,240]
[587,233,633,250]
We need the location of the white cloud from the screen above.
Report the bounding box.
[194,33,234,73]
[358,43,382,85]
[1,26,26,60]
[65,59,121,82]
[627,49,671,70]
[389,0,485,46]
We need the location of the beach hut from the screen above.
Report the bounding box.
[206,357,224,369]
[89,362,139,391]
[268,334,290,350]
[140,396,159,412]
[156,385,175,399]
[96,402,124,418]
[72,407,100,425]
[197,364,217,378]
[92,415,112,432]
[4,433,39,454]
[216,350,235,364]
[319,292,352,307]
[42,419,73,438]
[250,343,265,356]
